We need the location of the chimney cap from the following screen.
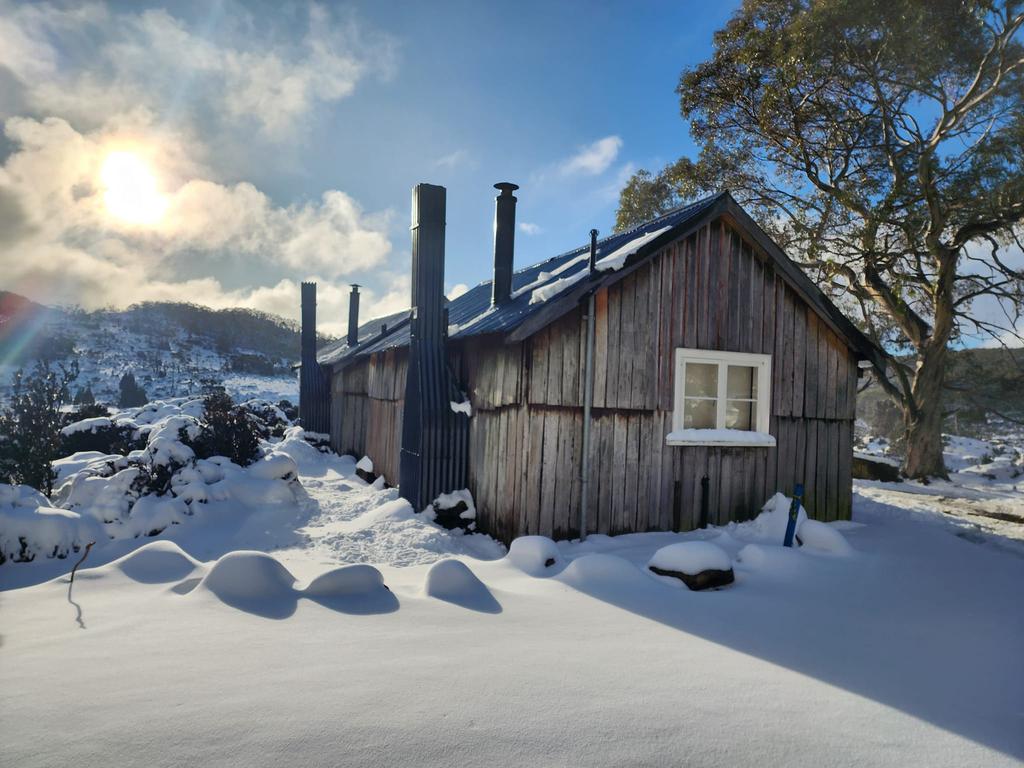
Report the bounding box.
[349,283,361,290]
[494,182,519,194]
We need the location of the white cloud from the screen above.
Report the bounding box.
[0,1,395,139]
[435,149,474,170]
[0,116,397,324]
[447,283,469,300]
[0,1,408,328]
[518,222,542,236]
[559,135,623,176]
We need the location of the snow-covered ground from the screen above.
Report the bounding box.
[2,435,1023,766]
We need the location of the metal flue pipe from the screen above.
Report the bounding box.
[347,284,361,347]
[491,182,518,305]
[579,228,599,541]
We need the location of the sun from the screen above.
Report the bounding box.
[100,151,168,225]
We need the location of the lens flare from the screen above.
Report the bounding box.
[100,151,168,225]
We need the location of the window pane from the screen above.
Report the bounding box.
[684,398,717,429]
[725,400,756,431]
[727,365,757,399]
[685,362,718,398]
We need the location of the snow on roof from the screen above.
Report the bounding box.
[317,193,725,366]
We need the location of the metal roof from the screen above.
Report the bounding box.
[318,193,725,367]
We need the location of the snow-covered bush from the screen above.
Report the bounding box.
[60,415,142,456]
[2,395,308,565]
[0,483,101,564]
[184,391,261,467]
[0,360,80,496]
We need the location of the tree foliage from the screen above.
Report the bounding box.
[118,371,148,408]
[0,361,79,496]
[617,0,1024,477]
[186,391,261,467]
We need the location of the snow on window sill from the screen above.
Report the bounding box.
[665,429,776,447]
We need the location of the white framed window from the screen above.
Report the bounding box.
[667,348,774,447]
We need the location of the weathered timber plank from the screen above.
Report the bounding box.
[616,273,637,409]
[611,414,628,533]
[792,301,806,418]
[593,288,609,409]
[683,234,698,349]
[605,284,621,408]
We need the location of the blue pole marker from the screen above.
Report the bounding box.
[783,483,804,548]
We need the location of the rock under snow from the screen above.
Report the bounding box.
[648,541,731,575]
[423,559,500,613]
[110,540,201,583]
[507,535,562,576]
[798,519,854,556]
[647,541,735,590]
[198,551,296,605]
[304,563,387,597]
[559,553,648,589]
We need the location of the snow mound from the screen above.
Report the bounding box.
[304,564,386,597]
[559,553,648,588]
[249,453,298,481]
[735,544,806,579]
[110,541,201,583]
[0,484,102,564]
[198,551,296,604]
[53,451,122,486]
[423,559,500,613]
[507,536,562,576]
[798,519,854,556]
[749,492,808,543]
[60,416,112,436]
[271,427,330,474]
[122,495,190,538]
[648,541,731,575]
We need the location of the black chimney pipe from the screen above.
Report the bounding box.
[589,228,599,271]
[347,284,360,347]
[491,182,519,305]
[299,281,329,434]
[400,183,469,512]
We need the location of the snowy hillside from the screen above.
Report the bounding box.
[1,402,1023,766]
[0,292,306,404]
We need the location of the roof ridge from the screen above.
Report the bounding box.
[511,191,725,277]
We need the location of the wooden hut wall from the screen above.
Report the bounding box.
[333,360,370,458]
[465,217,858,542]
[361,349,407,485]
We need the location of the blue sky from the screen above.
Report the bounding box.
[0,0,738,333]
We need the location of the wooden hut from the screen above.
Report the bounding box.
[309,185,882,543]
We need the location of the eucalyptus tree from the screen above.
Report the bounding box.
[618,0,1024,478]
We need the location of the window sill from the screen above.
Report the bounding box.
[665,429,776,447]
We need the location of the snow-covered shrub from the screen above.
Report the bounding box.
[1,394,306,565]
[185,391,261,467]
[60,415,142,457]
[0,360,79,496]
[426,489,477,531]
[277,399,298,422]
[240,399,289,438]
[0,483,101,564]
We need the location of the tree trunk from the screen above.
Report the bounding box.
[902,345,948,480]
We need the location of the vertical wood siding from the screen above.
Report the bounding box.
[329,216,859,543]
[465,217,859,541]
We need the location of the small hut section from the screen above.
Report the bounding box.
[312,191,879,543]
